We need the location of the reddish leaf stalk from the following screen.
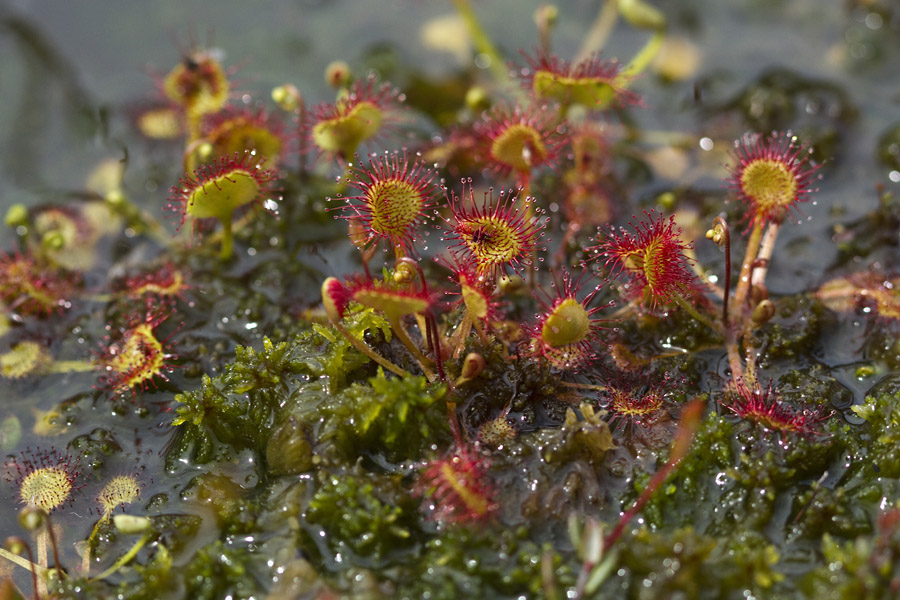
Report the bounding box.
[604,398,705,548]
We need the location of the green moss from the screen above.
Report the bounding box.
[848,392,900,479]
[167,336,322,468]
[305,467,416,563]
[397,526,576,599]
[292,368,450,462]
[608,527,785,598]
[800,522,900,600]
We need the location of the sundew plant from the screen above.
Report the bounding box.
[2,1,900,599]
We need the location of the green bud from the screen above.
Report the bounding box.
[113,514,152,535]
[18,506,47,532]
[4,204,28,229]
[499,274,525,295]
[618,0,666,30]
[534,4,559,28]
[272,84,301,112]
[460,353,486,380]
[325,60,352,88]
[751,299,776,327]
[3,536,28,556]
[42,230,65,251]
[465,86,491,113]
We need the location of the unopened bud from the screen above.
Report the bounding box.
[18,506,47,532]
[499,274,524,295]
[325,61,352,88]
[393,262,416,285]
[3,536,27,555]
[465,87,491,113]
[105,190,126,207]
[706,220,728,247]
[460,352,486,380]
[751,299,776,327]
[4,204,28,229]
[195,142,214,163]
[618,0,666,30]
[113,514,152,535]
[534,4,559,28]
[272,84,302,112]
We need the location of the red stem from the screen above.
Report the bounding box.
[604,399,705,548]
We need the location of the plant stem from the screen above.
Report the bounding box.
[684,246,726,301]
[711,216,731,326]
[219,218,234,260]
[560,381,608,392]
[0,546,47,594]
[621,28,665,79]
[46,360,96,374]
[90,533,151,582]
[449,311,474,359]
[451,0,510,85]
[726,338,745,384]
[732,221,763,313]
[387,316,435,381]
[35,530,47,597]
[425,313,446,381]
[575,0,619,62]
[44,520,61,581]
[751,221,781,292]
[606,298,639,321]
[673,295,720,335]
[605,398,704,548]
[333,322,411,378]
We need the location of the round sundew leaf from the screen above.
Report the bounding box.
[490,123,547,172]
[368,179,425,238]
[20,466,72,511]
[97,474,141,516]
[533,71,617,108]
[210,120,283,165]
[353,288,429,321]
[162,53,229,116]
[460,217,524,270]
[322,277,351,322]
[461,282,489,319]
[104,323,166,391]
[186,171,261,222]
[541,298,591,348]
[740,158,799,216]
[312,101,382,157]
[1,341,50,379]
